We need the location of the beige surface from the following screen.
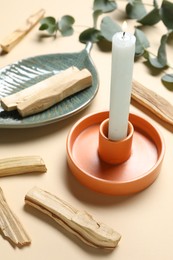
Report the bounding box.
[0,0,173,259]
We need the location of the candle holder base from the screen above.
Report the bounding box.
[66,111,165,196]
[98,119,134,164]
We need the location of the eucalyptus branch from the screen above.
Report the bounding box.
[38,0,173,85]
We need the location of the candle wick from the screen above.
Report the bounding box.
[123,31,125,38]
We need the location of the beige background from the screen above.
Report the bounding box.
[0,0,173,259]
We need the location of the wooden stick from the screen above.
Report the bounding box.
[1,67,92,117]
[0,156,47,177]
[132,80,173,126]
[1,66,79,112]
[25,187,121,250]
[0,187,31,246]
[0,9,45,53]
[18,68,92,117]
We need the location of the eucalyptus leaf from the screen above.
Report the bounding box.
[147,33,168,69]
[162,73,173,83]
[149,34,168,69]
[126,0,147,19]
[137,8,161,26]
[100,16,121,42]
[39,24,49,31]
[59,15,75,36]
[93,0,117,13]
[39,16,57,34]
[160,0,173,29]
[148,34,168,69]
[93,10,103,28]
[79,28,102,43]
[134,28,150,55]
[157,34,168,66]
[148,55,165,69]
[40,16,56,26]
[47,25,57,35]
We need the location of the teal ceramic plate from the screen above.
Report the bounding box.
[0,43,98,128]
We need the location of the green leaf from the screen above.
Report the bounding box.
[126,0,147,19]
[93,0,117,13]
[40,16,56,26]
[160,0,173,29]
[162,73,173,83]
[79,28,102,43]
[100,16,121,41]
[157,34,168,66]
[93,10,103,28]
[58,15,75,36]
[39,16,57,34]
[148,33,168,69]
[134,28,150,55]
[137,8,161,25]
[148,56,164,68]
[39,24,49,31]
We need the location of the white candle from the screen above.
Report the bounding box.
[108,26,136,141]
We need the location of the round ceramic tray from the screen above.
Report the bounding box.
[66,111,165,195]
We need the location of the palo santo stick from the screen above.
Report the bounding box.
[0,9,45,53]
[0,156,47,177]
[25,187,121,250]
[0,187,31,246]
[1,66,92,117]
[17,68,92,117]
[1,66,79,112]
[132,80,173,126]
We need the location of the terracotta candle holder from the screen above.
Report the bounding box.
[98,119,134,164]
[66,111,165,196]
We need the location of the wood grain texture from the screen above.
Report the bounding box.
[25,187,121,250]
[0,187,31,246]
[0,156,47,177]
[132,80,173,126]
[0,9,45,52]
